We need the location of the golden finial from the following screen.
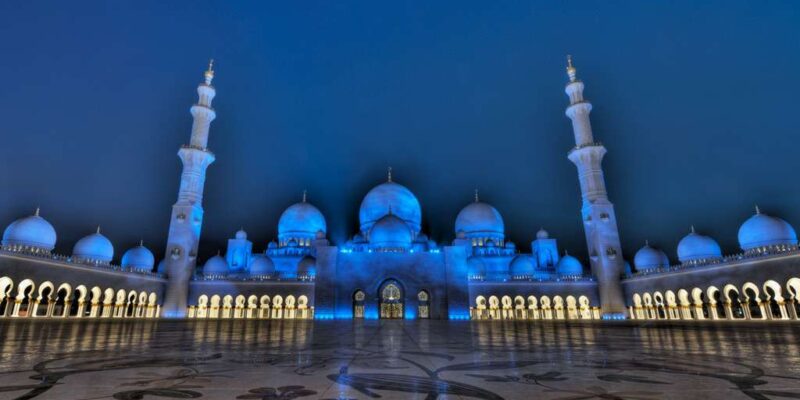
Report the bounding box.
[139,239,144,247]
[474,188,479,203]
[204,59,215,85]
[96,226,101,234]
[302,190,307,203]
[645,239,649,247]
[34,207,40,217]
[387,166,392,182]
[755,204,761,214]
[566,55,577,83]
[690,225,695,234]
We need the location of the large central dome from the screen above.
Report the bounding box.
[278,200,326,242]
[359,181,421,235]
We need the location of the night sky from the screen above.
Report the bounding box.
[1,1,799,266]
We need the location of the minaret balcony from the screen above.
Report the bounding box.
[567,141,604,156]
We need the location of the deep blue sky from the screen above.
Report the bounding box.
[1,1,799,265]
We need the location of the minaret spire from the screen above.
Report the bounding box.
[564,56,626,319]
[163,61,219,318]
[204,59,214,85]
[566,55,577,82]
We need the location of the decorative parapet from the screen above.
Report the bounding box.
[0,247,164,278]
[627,244,800,279]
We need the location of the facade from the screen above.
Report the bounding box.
[1,58,799,322]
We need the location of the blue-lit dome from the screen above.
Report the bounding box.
[738,209,798,251]
[157,259,166,275]
[249,256,275,276]
[278,201,326,241]
[73,228,114,263]
[557,254,584,276]
[2,209,57,251]
[467,256,486,277]
[677,229,722,263]
[369,213,413,249]
[359,181,422,235]
[624,260,633,276]
[633,243,669,271]
[297,255,316,277]
[235,229,247,240]
[536,228,549,240]
[121,242,155,271]
[510,255,535,277]
[454,201,504,240]
[202,255,229,276]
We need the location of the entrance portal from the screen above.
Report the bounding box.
[379,280,403,319]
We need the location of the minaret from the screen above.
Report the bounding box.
[162,60,218,317]
[564,56,626,318]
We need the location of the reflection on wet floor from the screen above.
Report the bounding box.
[1,320,799,399]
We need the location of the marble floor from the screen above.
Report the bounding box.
[0,320,799,399]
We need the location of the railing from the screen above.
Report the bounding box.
[568,141,604,155]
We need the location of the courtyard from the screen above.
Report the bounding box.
[0,319,799,399]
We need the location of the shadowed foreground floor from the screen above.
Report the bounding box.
[0,319,799,399]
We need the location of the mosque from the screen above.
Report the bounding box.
[1,57,800,322]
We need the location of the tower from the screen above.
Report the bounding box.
[563,56,626,318]
[162,61,218,317]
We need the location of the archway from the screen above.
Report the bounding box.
[53,284,71,318]
[379,280,403,319]
[786,278,800,319]
[474,295,487,320]
[742,283,764,320]
[353,290,365,319]
[417,290,430,319]
[34,282,54,317]
[13,279,35,317]
[763,280,786,319]
[0,277,13,317]
[724,285,744,319]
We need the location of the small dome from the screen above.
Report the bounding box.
[624,260,633,276]
[157,259,166,275]
[2,209,57,251]
[359,181,422,234]
[505,241,516,249]
[738,209,798,251]
[73,228,114,263]
[557,254,584,276]
[121,242,155,271]
[279,201,327,241]
[235,229,247,240]
[297,255,316,277]
[249,256,275,276]
[510,255,535,277]
[454,201,504,240]
[202,254,229,276]
[536,228,549,240]
[677,229,722,263]
[267,241,278,249]
[369,213,413,249]
[467,256,486,277]
[633,243,669,271]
